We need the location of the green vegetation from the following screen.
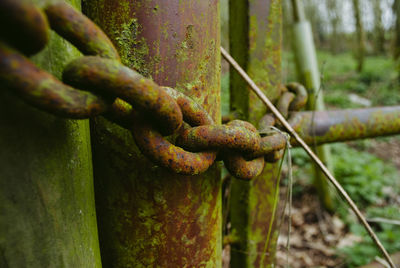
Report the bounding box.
[338,205,400,267]
[291,142,400,267]
[291,144,399,205]
[332,144,398,206]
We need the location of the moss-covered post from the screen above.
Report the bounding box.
[0,0,102,266]
[229,0,283,266]
[83,0,221,266]
[291,0,335,211]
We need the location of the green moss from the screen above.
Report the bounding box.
[0,0,101,266]
[229,0,250,120]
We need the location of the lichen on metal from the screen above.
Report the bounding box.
[289,106,400,145]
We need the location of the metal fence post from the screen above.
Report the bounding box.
[0,0,102,266]
[83,0,222,266]
[229,0,283,267]
[291,0,335,211]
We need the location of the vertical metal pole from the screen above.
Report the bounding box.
[83,0,222,266]
[229,0,283,266]
[0,0,102,266]
[291,0,335,211]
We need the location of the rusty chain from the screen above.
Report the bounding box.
[0,0,307,180]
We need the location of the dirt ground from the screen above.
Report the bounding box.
[276,185,349,267]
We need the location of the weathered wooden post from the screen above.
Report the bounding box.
[83,0,222,266]
[229,0,283,266]
[0,0,102,266]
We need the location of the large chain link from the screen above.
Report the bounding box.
[0,0,307,180]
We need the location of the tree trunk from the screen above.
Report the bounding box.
[372,0,385,54]
[83,0,222,267]
[229,0,283,266]
[352,0,365,72]
[327,0,341,54]
[393,0,400,60]
[303,0,323,48]
[0,0,102,266]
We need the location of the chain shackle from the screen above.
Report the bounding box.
[0,43,109,118]
[0,0,295,180]
[258,114,287,163]
[63,57,183,135]
[222,120,265,180]
[286,82,308,110]
[0,1,118,118]
[131,87,217,175]
[44,2,120,60]
[276,82,308,118]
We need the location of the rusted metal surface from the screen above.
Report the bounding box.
[63,56,183,135]
[251,134,286,158]
[222,120,265,180]
[177,124,261,153]
[259,113,276,128]
[0,43,108,118]
[83,0,222,266]
[276,83,308,118]
[0,0,49,55]
[224,154,265,180]
[277,91,295,118]
[289,106,400,146]
[45,2,120,60]
[132,121,217,175]
[287,82,308,110]
[163,87,214,126]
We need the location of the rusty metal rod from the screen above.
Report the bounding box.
[289,106,400,146]
[220,46,397,268]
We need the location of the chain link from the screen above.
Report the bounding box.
[0,0,308,180]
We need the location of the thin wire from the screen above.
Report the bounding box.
[220,46,397,268]
[286,139,293,268]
